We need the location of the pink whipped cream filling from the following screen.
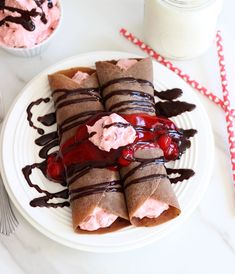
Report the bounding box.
[0,0,60,48]
[116,59,138,70]
[79,207,117,231]
[87,113,136,152]
[134,198,169,219]
[72,71,89,84]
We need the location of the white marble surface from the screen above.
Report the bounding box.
[1,0,235,273]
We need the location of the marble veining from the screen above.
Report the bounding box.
[197,208,235,256]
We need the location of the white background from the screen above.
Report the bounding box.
[0,0,235,273]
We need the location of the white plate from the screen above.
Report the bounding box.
[0,51,214,252]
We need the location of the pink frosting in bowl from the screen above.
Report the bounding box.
[0,0,62,56]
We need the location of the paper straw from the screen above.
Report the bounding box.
[120,28,235,118]
[216,31,235,182]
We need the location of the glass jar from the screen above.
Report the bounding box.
[144,0,223,60]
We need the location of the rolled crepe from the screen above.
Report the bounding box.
[48,68,129,233]
[48,67,103,144]
[96,58,181,226]
[96,58,155,115]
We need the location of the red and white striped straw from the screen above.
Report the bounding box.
[216,31,235,182]
[120,28,235,118]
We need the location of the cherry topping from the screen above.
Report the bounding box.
[164,142,179,160]
[46,113,183,180]
[47,153,64,181]
[158,135,172,150]
[121,148,134,160]
[118,148,134,166]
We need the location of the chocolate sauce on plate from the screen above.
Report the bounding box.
[22,75,197,210]
[35,131,58,146]
[26,97,50,135]
[155,101,196,118]
[166,168,195,184]
[30,189,69,208]
[154,88,183,100]
[35,131,59,159]
[37,112,56,126]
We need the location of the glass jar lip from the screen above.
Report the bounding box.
[162,0,216,9]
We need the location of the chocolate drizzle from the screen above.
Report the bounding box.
[181,129,197,138]
[100,77,156,114]
[22,157,68,208]
[109,100,155,112]
[26,97,50,135]
[167,128,197,156]
[154,88,183,100]
[51,87,103,138]
[103,89,155,104]
[101,77,154,91]
[38,139,59,159]
[155,101,196,118]
[103,122,131,129]
[70,181,122,202]
[35,131,59,159]
[0,0,49,31]
[47,0,53,9]
[58,110,103,136]
[37,112,56,126]
[167,168,195,184]
[116,106,155,114]
[22,73,197,210]
[53,88,100,105]
[67,160,121,186]
[125,174,167,189]
[100,76,196,118]
[56,97,101,110]
[122,158,165,184]
[121,156,194,188]
[30,189,69,208]
[35,131,58,146]
[22,162,47,193]
[99,76,196,194]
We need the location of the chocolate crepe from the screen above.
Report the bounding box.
[48,68,129,233]
[96,58,181,226]
[96,58,155,115]
[48,67,103,144]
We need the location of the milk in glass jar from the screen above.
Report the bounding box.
[144,0,223,59]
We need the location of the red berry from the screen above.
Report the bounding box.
[158,135,172,150]
[121,148,134,160]
[47,157,64,180]
[165,143,179,160]
[109,166,118,171]
[118,157,131,167]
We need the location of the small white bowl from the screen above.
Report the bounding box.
[0,0,63,58]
